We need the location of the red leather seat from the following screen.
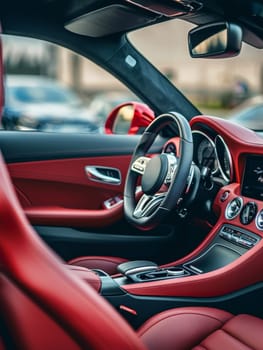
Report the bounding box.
[138,307,263,350]
[68,255,128,275]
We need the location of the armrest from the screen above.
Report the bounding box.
[67,265,101,292]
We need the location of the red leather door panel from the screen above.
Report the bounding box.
[8,155,131,227]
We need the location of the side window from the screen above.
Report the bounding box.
[1,35,136,133]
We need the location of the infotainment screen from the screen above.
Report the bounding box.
[242,156,263,200]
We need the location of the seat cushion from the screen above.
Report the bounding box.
[138,307,263,350]
[68,256,128,275]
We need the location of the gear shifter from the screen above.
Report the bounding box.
[117,260,158,276]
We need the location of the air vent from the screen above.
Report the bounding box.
[240,202,257,225]
[225,197,243,220]
[163,142,177,155]
[256,209,263,230]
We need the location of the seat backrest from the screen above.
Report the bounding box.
[0,33,145,350]
[0,150,146,350]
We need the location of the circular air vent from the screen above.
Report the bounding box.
[256,209,263,230]
[225,197,243,220]
[163,142,177,156]
[240,202,257,225]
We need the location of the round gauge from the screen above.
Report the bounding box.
[215,135,233,182]
[193,131,217,173]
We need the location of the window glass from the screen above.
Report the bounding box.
[1,35,136,133]
[129,21,263,130]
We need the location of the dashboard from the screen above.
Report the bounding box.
[124,115,263,297]
[163,115,263,236]
[105,113,263,302]
[191,116,263,235]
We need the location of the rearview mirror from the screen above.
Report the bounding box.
[104,102,155,135]
[188,22,242,58]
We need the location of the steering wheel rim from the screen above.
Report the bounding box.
[124,112,193,230]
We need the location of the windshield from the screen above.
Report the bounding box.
[129,21,263,131]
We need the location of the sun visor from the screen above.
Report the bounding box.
[65,4,158,37]
[65,1,202,37]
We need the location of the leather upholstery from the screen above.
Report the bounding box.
[0,103,262,350]
[67,265,101,292]
[138,307,263,350]
[0,151,146,350]
[68,256,128,275]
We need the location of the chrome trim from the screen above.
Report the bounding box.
[131,156,151,175]
[85,166,121,185]
[192,130,218,175]
[189,265,203,274]
[133,193,165,218]
[164,154,178,184]
[104,196,123,209]
[166,268,186,276]
[215,135,234,183]
[185,163,195,194]
[225,197,243,220]
[125,266,158,276]
[256,209,263,231]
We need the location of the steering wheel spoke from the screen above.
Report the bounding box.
[133,193,166,219]
[164,155,178,184]
[131,156,151,175]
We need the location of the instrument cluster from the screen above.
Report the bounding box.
[192,130,233,184]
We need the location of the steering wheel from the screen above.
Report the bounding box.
[124,112,193,230]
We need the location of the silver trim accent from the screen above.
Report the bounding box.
[189,265,203,274]
[85,166,121,185]
[125,266,158,276]
[185,163,195,194]
[164,154,178,184]
[166,268,186,276]
[131,156,151,175]
[256,209,263,231]
[192,130,218,175]
[133,193,166,218]
[225,197,243,220]
[104,196,123,209]
[215,135,234,183]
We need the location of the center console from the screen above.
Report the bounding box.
[89,178,263,328]
[96,223,261,296]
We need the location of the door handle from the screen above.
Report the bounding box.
[85,166,121,185]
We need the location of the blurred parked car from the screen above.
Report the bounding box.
[2,75,100,133]
[228,95,263,130]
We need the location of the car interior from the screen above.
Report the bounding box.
[0,0,263,349]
